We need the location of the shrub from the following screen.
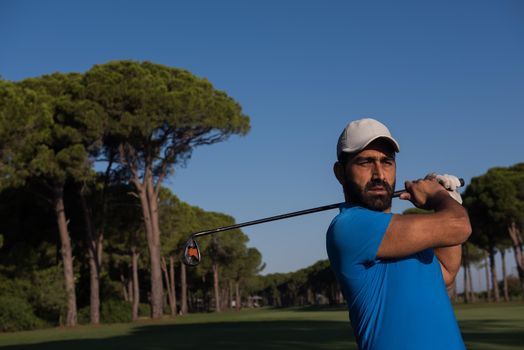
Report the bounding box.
[29,266,67,325]
[139,303,151,318]
[499,276,523,299]
[100,299,132,324]
[79,302,151,324]
[0,275,31,301]
[0,295,45,332]
[77,305,91,325]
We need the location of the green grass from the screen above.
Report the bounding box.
[455,302,524,350]
[0,303,522,349]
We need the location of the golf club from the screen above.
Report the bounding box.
[183,178,465,266]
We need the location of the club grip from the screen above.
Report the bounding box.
[394,177,465,198]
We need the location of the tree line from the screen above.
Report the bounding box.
[0,60,263,330]
[253,260,343,308]
[460,164,524,303]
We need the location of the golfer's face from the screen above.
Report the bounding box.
[343,140,396,212]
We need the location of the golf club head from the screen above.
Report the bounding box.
[183,237,201,266]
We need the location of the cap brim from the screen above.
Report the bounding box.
[341,135,400,154]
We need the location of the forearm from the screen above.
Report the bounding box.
[434,244,462,287]
[431,192,467,286]
[430,192,471,246]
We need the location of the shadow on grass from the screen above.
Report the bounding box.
[3,309,522,350]
[0,320,356,350]
[461,319,524,349]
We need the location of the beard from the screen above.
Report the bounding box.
[344,177,395,212]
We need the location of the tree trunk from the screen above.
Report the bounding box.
[467,265,475,302]
[307,287,314,305]
[478,268,482,301]
[86,228,100,324]
[463,259,470,303]
[485,257,491,302]
[128,271,134,304]
[331,284,338,305]
[132,247,140,321]
[212,262,221,312]
[181,262,188,314]
[145,175,164,318]
[161,257,176,317]
[170,256,177,316]
[462,244,470,303]
[228,280,233,310]
[211,233,221,312]
[501,249,509,302]
[135,176,163,319]
[235,281,241,311]
[488,245,500,302]
[121,273,130,302]
[92,235,103,321]
[79,191,102,325]
[121,143,164,318]
[508,222,524,299]
[87,261,98,323]
[53,185,77,327]
[221,287,228,311]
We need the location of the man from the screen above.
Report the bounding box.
[326,118,471,350]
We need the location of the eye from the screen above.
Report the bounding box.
[382,158,395,166]
[357,159,372,166]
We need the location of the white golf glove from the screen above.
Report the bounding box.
[426,173,463,204]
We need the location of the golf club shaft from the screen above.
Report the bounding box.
[191,177,465,238]
[192,189,409,239]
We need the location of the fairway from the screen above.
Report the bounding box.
[0,303,522,350]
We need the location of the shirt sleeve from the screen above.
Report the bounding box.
[328,207,393,266]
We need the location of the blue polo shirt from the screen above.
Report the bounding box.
[326,203,465,350]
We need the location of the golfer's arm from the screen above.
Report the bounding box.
[377,192,471,259]
[434,245,462,288]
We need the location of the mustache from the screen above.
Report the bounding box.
[364,179,393,194]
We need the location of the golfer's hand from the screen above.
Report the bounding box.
[426,173,463,204]
[400,177,450,210]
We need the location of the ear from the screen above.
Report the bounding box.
[333,161,346,185]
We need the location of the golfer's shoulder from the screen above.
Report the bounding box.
[327,205,392,254]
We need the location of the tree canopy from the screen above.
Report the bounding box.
[0,60,256,326]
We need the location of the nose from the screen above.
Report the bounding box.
[372,161,385,181]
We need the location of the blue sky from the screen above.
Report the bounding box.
[1,1,523,282]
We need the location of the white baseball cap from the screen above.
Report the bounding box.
[337,118,400,159]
